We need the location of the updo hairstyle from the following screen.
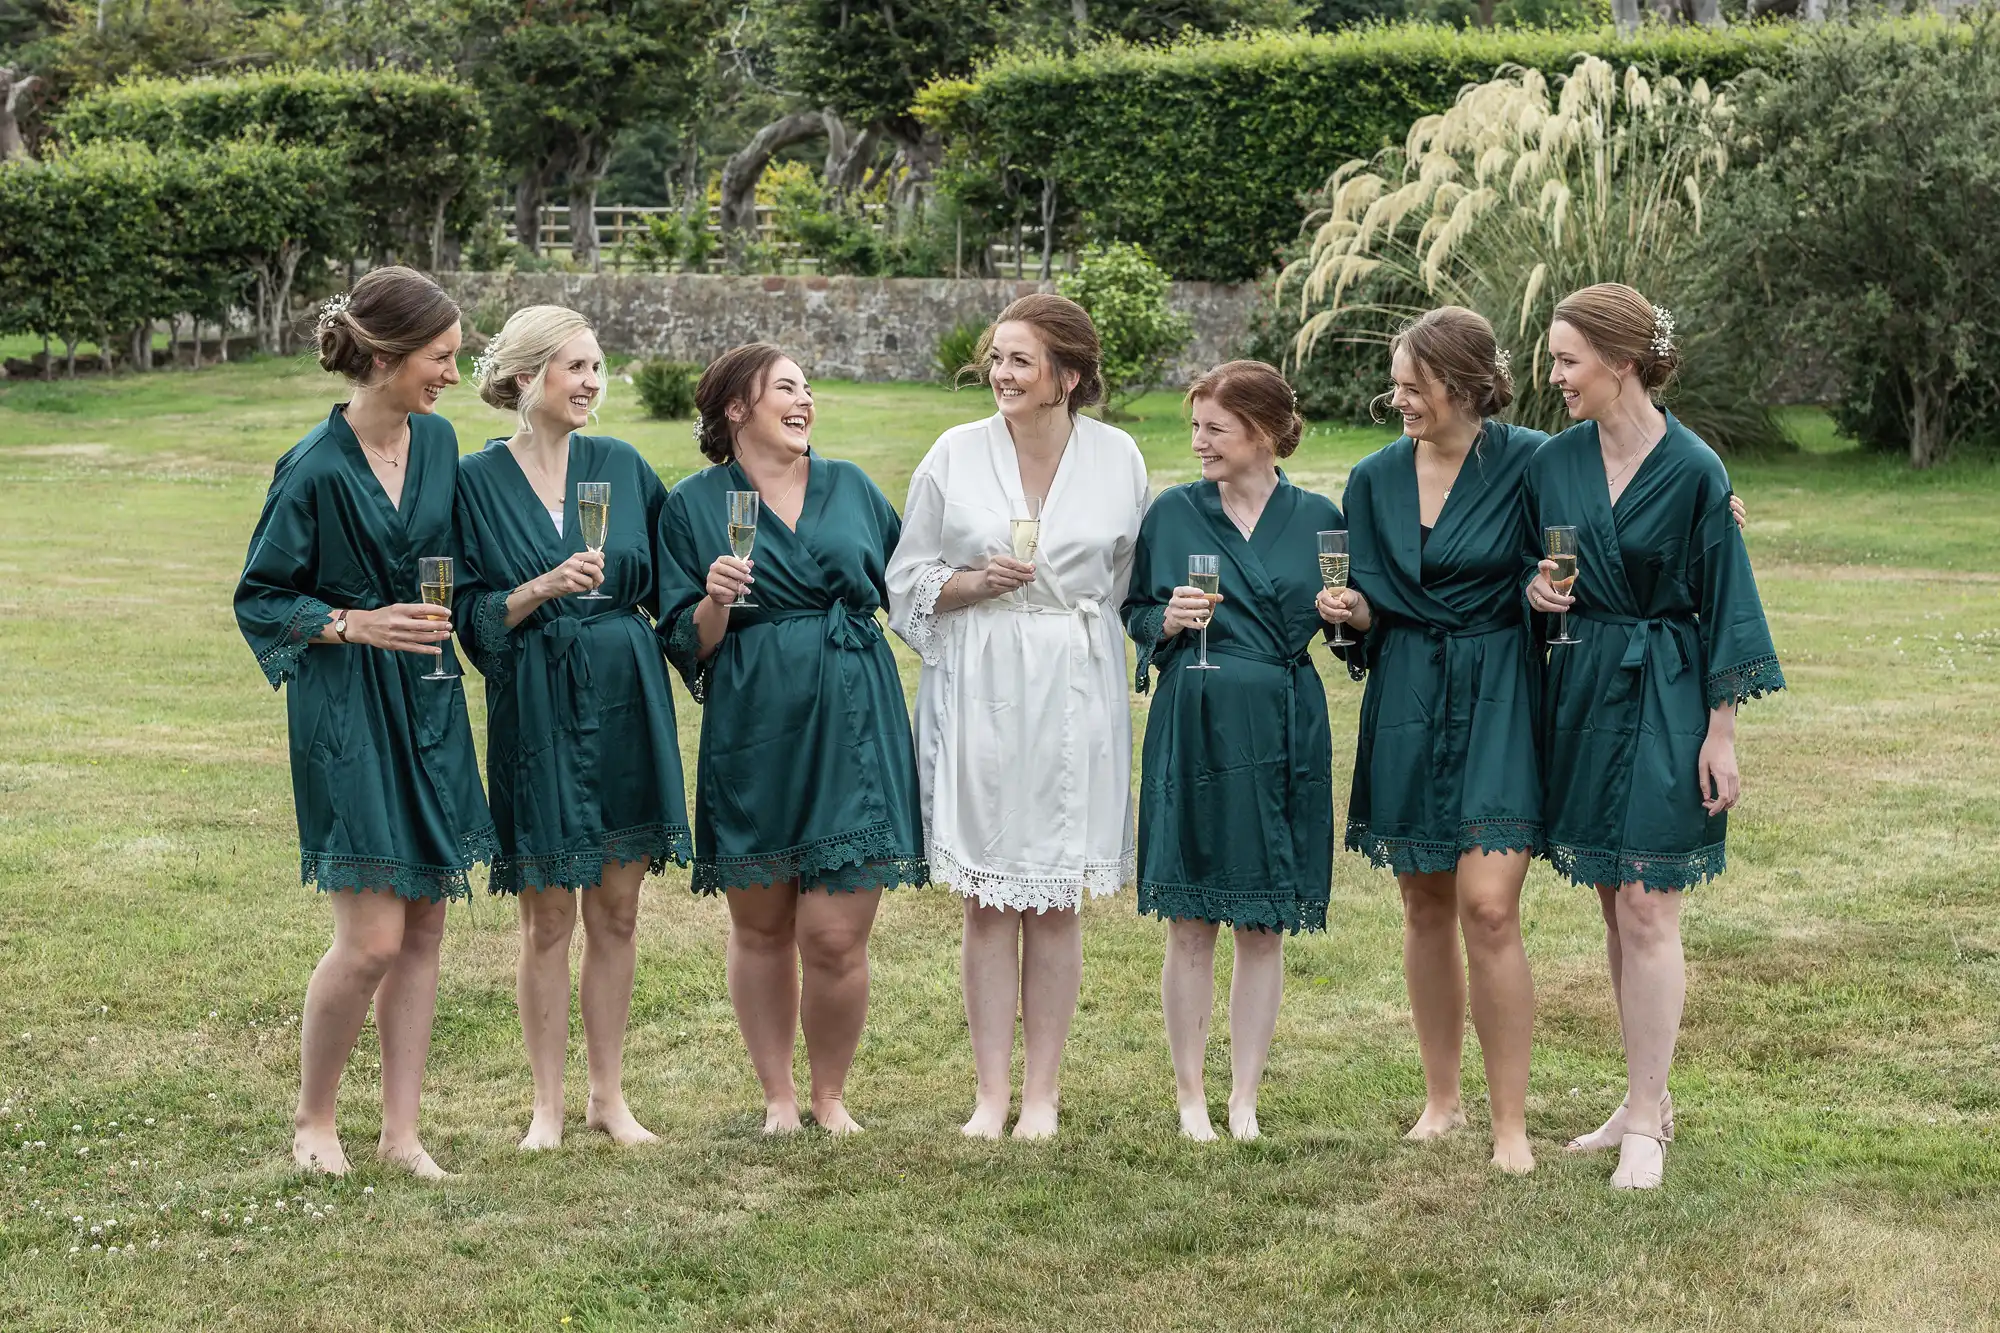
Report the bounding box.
[692,342,790,465]
[1371,305,1515,425]
[961,293,1106,416]
[314,266,461,386]
[474,305,598,434]
[1550,282,1681,394]
[1185,360,1305,458]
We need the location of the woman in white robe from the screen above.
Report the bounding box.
[888,294,1148,1140]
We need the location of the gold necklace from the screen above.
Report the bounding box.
[1218,483,1264,537]
[1604,436,1658,492]
[356,427,407,469]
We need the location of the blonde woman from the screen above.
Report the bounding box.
[886,295,1148,1139]
[456,306,691,1150]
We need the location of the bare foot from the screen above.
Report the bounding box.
[292,1124,350,1176]
[1012,1101,1058,1140]
[1567,1093,1671,1154]
[378,1141,452,1181]
[762,1100,803,1135]
[961,1100,1008,1140]
[585,1096,658,1147]
[518,1107,564,1152]
[1611,1132,1665,1190]
[812,1098,864,1137]
[1404,1103,1467,1141]
[1490,1130,1536,1174]
[1179,1103,1218,1142]
[1227,1100,1260,1142]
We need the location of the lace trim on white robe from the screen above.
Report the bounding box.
[900,562,960,668]
[929,840,1133,914]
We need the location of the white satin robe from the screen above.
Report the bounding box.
[887,412,1148,912]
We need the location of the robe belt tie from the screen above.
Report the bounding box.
[1000,596,1106,660]
[1379,616,1518,790]
[761,602,883,651]
[1201,643,1316,819]
[1572,610,1694,683]
[534,607,645,741]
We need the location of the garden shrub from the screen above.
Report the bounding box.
[934,320,983,385]
[1057,242,1194,418]
[633,359,701,419]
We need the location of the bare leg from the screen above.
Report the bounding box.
[1569,884,1659,1152]
[1162,919,1221,1141]
[1015,905,1083,1140]
[1456,849,1535,1173]
[581,861,655,1145]
[960,899,1021,1139]
[1610,882,1683,1189]
[796,887,883,1135]
[724,884,802,1133]
[294,890,408,1173]
[1226,928,1284,1141]
[515,887,579,1151]
[375,896,451,1179]
[1399,872,1468,1139]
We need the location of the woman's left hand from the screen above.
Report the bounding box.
[1730,493,1747,530]
[1698,729,1740,814]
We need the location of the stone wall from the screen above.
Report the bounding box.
[438,273,1259,385]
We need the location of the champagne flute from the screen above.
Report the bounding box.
[1318,529,1352,647]
[575,481,611,600]
[1009,495,1043,605]
[417,555,457,681]
[1544,524,1580,645]
[1187,554,1220,672]
[726,490,760,610]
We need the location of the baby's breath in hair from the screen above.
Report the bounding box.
[315,293,350,331]
[1494,348,1512,378]
[1650,304,1677,358]
[470,341,501,386]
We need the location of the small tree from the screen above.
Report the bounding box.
[1058,241,1193,418]
[1709,16,2000,467]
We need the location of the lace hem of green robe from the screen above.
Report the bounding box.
[301,823,500,903]
[1548,839,1726,893]
[689,821,929,896]
[1704,654,1786,710]
[1345,818,1545,876]
[259,597,334,689]
[1128,604,1168,694]
[1136,880,1328,936]
[490,821,695,895]
[467,588,515,684]
[661,604,712,703]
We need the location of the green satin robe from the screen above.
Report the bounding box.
[657,454,927,896]
[1342,423,1547,874]
[454,434,693,894]
[1525,413,1785,891]
[1123,477,1340,934]
[234,406,496,902]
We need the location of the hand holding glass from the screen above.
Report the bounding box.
[1008,495,1042,604]
[417,555,457,680]
[1318,530,1352,646]
[726,490,760,609]
[1186,554,1220,672]
[575,482,611,600]
[1544,524,1580,645]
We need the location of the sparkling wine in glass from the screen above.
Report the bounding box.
[1544,524,1580,646]
[726,490,760,610]
[575,481,611,600]
[417,555,457,681]
[1187,554,1220,672]
[1009,494,1043,604]
[1318,529,1353,647]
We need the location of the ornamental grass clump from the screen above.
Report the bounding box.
[1285,55,1777,449]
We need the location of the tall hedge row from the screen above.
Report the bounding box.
[55,67,489,266]
[919,23,1796,281]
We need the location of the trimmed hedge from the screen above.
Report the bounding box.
[919,23,1796,281]
[54,67,488,266]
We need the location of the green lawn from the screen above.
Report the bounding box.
[1,357,1996,1331]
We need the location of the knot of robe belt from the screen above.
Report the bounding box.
[1002,595,1105,659]
[536,607,644,687]
[1574,609,1694,702]
[1201,642,1315,820]
[1400,617,1516,784]
[762,602,882,651]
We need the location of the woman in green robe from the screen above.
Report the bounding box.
[1324,308,1547,1173]
[1525,284,1784,1190]
[657,343,926,1136]
[455,306,691,1152]
[233,266,492,1179]
[1123,361,1342,1142]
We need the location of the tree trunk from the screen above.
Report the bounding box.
[99,324,113,375]
[515,168,546,256]
[130,322,150,373]
[720,111,828,258]
[1908,379,1947,469]
[1476,0,1496,24]
[63,335,77,378]
[0,68,39,162]
[1072,0,1089,34]
[1804,0,1828,18]
[824,115,880,197]
[567,136,614,271]
[1689,0,1721,24]
[273,245,301,354]
[1039,175,1058,280]
[1612,0,1643,32]
[429,189,454,271]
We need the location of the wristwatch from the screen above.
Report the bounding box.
[332,612,350,642]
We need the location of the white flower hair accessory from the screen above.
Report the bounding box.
[1493,348,1513,378]
[470,340,501,385]
[1650,304,1677,358]
[315,293,350,331]
[690,416,705,444]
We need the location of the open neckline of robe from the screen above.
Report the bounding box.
[1574,412,1684,617]
[330,404,430,524]
[1365,424,1534,633]
[989,413,1080,521]
[1189,472,1304,653]
[484,433,587,568]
